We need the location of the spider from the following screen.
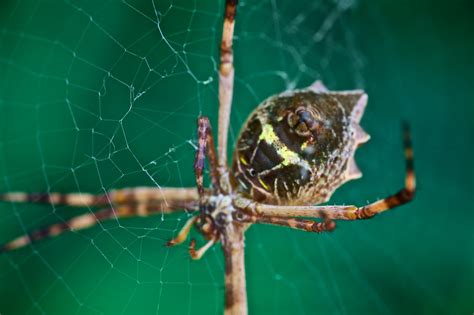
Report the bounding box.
[0,1,416,314]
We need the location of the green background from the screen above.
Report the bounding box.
[0,0,473,314]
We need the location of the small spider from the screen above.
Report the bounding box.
[0,1,416,314]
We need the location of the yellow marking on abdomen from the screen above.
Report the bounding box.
[259,124,310,169]
[301,141,308,151]
[258,177,270,191]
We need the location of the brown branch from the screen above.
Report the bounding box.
[222,222,247,315]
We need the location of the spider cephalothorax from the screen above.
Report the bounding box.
[195,195,239,236]
[232,82,370,205]
[1,1,415,314]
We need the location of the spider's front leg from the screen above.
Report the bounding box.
[167,116,221,255]
[194,116,221,197]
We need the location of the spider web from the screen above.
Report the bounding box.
[0,0,460,314]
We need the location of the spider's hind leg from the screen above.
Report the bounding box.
[1,206,119,253]
[352,122,415,219]
[249,214,336,234]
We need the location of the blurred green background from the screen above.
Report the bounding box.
[0,0,473,314]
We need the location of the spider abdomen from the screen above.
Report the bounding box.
[231,83,370,205]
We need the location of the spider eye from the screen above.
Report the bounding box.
[287,112,299,128]
[287,107,316,137]
[295,120,311,136]
[248,168,256,177]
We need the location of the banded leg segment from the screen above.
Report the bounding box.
[254,124,416,220]
[0,187,199,212]
[1,189,201,253]
[1,205,126,253]
[195,117,221,198]
[250,215,336,233]
[0,191,107,207]
[165,117,222,256]
[354,122,415,218]
[218,0,238,171]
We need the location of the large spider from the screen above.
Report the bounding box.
[0,1,416,314]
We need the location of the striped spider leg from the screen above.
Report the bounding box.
[0,187,199,253]
[167,116,222,254]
